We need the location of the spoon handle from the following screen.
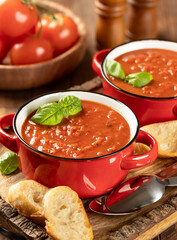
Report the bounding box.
[164,176,177,186]
[156,162,177,179]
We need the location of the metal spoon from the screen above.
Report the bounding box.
[106,175,177,213]
[89,194,140,215]
[89,175,147,215]
[89,174,177,215]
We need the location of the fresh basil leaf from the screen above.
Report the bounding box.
[59,95,82,116]
[31,102,63,126]
[105,60,126,80]
[105,58,153,88]
[31,95,82,126]
[0,150,19,175]
[127,72,153,87]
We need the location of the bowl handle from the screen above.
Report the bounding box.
[0,113,18,153]
[92,49,110,78]
[121,130,158,170]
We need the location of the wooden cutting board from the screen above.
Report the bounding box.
[1,77,177,240]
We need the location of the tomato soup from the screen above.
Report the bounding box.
[107,49,177,98]
[21,100,130,159]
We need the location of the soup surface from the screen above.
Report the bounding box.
[106,49,177,98]
[21,100,130,159]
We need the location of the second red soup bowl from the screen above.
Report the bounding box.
[0,91,158,198]
[92,40,177,127]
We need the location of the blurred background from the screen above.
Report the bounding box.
[0,1,177,239]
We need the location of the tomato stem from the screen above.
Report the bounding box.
[21,0,57,21]
[20,0,33,10]
[31,2,41,21]
[31,1,57,20]
[54,14,64,27]
[37,21,42,38]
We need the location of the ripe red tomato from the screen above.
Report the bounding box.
[35,13,79,56]
[10,36,54,65]
[0,0,38,38]
[7,34,30,48]
[0,35,8,62]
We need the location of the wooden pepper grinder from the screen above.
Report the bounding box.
[126,0,159,40]
[95,0,126,49]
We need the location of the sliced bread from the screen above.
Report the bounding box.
[43,186,93,240]
[8,180,48,225]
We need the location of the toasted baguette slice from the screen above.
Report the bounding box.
[43,186,93,240]
[8,180,48,225]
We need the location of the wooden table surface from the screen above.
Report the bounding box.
[0,0,177,239]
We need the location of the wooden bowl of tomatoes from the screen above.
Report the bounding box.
[0,0,86,90]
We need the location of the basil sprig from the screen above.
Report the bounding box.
[105,60,153,87]
[0,151,19,175]
[105,60,126,80]
[31,95,82,126]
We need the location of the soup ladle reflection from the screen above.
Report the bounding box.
[89,174,177,215]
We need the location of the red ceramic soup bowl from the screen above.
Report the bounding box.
[92,40,177,127]
[0,91,158,198]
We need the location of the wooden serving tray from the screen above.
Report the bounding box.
[1,77,177,240]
